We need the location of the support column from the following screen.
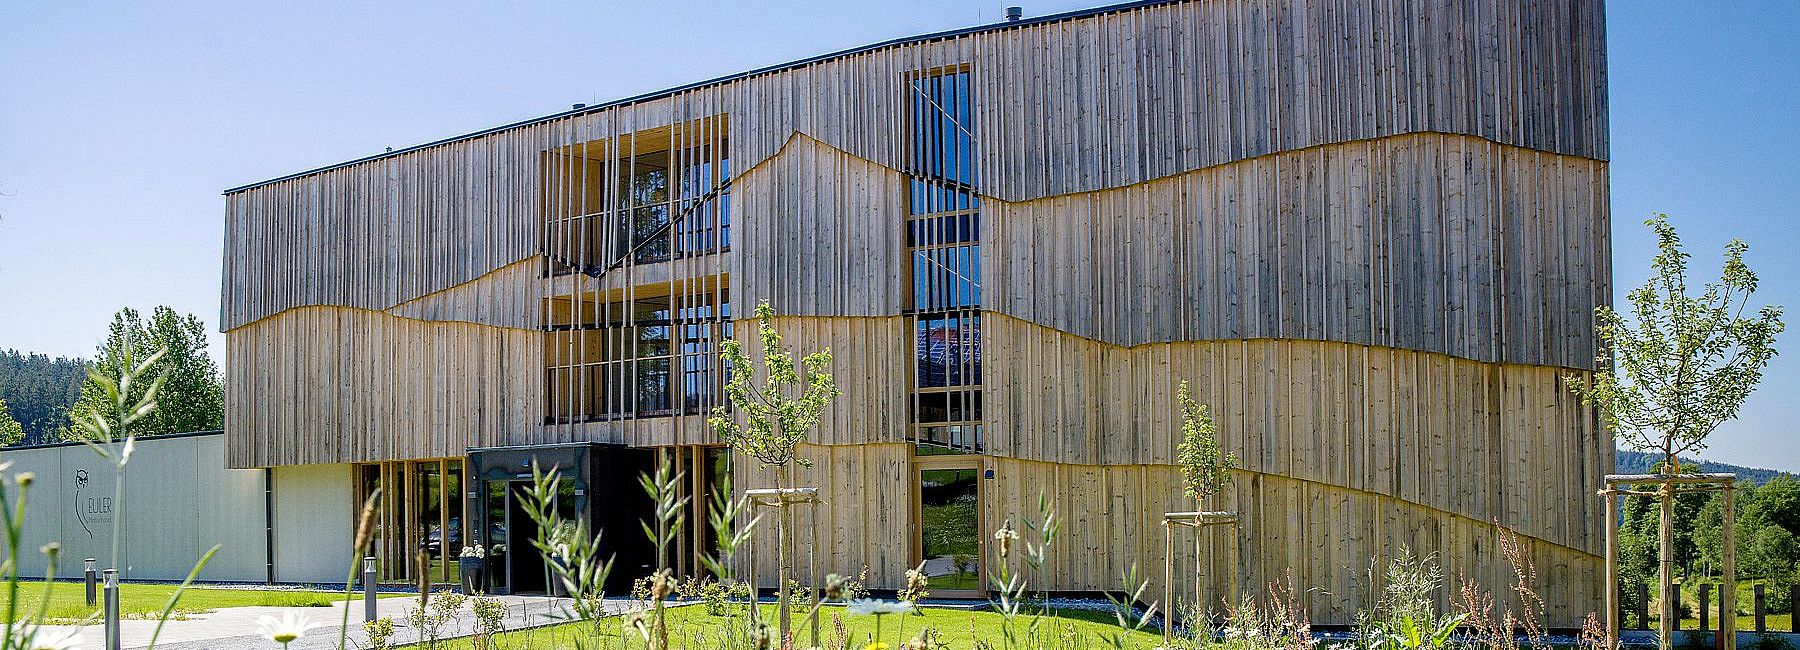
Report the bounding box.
[1660,482,1676,650]
[1722,485,1737,650]
[1605,490,1620,650]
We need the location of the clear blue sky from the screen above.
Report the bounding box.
[1,2,1795,470]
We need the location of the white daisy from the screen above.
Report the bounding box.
[256,610,323,646]
[845,599,913,616]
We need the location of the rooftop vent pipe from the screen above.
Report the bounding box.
[1005,6,1023,21]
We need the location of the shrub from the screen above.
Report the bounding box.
[362,615,395,650]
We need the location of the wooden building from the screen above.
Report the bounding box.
[220,0,1612,624]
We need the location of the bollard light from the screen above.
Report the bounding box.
[363,556,378,622]
[83,558,97,607]
[103,569,120,650]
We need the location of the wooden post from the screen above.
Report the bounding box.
[1722,484,1737,650]
[1753,584,1765,633]
[1660,481,1676,650]
[1719,591,1728,650]
[1700,584,1711,631]
[776,499,789,641]
[1228,521,1240,607]
[1790,585,1798,633]
[1164,522,1175,648]
[1192,520,1201,615]
[1606,489,1620,649]
[1639,582,1652,630]
[809,500,819,650]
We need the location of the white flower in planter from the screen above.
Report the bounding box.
[459,545,485,559]
[256,611,322,647]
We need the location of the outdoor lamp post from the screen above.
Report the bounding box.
[83,558,97,606]
[363,556,378,622]
[103,569,119,650]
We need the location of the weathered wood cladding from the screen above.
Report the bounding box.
[223,306,542,468]
[985,460,1604,626]
[385,258,541,329]
[730,135,908,317]
[222,0,1606,331]
[985,133,1611,369]
[981,313,1609,554]
[736,444,1600,626]
[734,442,915,588]
[220,132,546,331]
[732,0,1609,200]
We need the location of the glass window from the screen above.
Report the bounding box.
[546,292,729,423]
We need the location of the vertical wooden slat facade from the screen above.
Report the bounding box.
[221,0,1610,624]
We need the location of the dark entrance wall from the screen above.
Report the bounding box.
[466,442,655,595]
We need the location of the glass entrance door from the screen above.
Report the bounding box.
[917,462,982,596]
[482,479,576,595]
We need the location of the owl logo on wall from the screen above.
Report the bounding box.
[73,469,94,540]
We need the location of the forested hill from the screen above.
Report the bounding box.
[1616,448,1796,485]
[0,349,87,444]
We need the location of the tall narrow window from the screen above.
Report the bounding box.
[905,67,981,455]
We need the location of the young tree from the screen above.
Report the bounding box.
[1567,214,1785,648]
[1568,215,1785,471]
[1174,380,1236,505]
[67,306,222,439]
[707,299,839,640]
[0,398,23,447]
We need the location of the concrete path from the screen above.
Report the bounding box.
[38,595,651,650]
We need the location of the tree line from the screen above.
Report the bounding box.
[0,306,222,445]
[1616,468,1800,617]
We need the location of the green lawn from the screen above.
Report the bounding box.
[434,603,1164,649]
[1636,580,1796,633]
[1,581,403,624]
[925,570,982,592]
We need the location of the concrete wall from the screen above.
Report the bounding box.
[0,434,359,584]
[271,463,354,583]
[2,433,269,581]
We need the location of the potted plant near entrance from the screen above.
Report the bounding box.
[459,544,486,595]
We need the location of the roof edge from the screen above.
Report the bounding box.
[223,0,1179,195]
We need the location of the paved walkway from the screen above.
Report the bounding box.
[40,595,650,650]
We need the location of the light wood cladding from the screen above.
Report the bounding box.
[224,0,1607,330]
[732,444,1600,626]
[985,459,1602,626]
[221,138,545,331]
[985,133,1611,369]
[981,313,1610,555]
[730,135,907,316]
[734,442,914,588]
[385,258,541,328]
[223,306,542,468]
[965,0,1608,201]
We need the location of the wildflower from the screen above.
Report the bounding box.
[15,472,33,487]
[12,626,84,650]
[863,643,891,650]
[899,565,929,604]
[823,572,848,600]
[994,526,1019,558]
[845,599,912,616]
[256,611,322,647]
